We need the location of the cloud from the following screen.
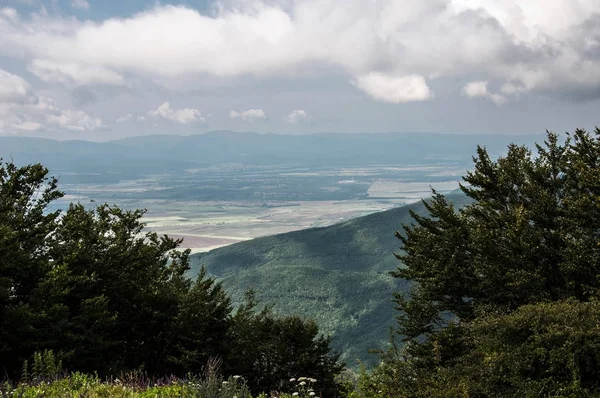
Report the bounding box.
[149,102,205,124]
[0,68,104,134]
[46,109,104,131]
[1,8,19,22]
[71,0,89,10]
[230,108,267,121]
[12,121,42,131]
[462,81,507,105]
[116,113,132,123]
[0,68,38,105]
[353,73,432,103]
[1,1,600,101]
[285,109,309,124]
[28,59,126,86]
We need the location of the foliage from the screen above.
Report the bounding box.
[0,372,251,398]
[0,159,342,394]
[190,193,471,367]
[395,129,600,337]
[225,292,343,396]
[21,350,63,383]
[381,128,600,396]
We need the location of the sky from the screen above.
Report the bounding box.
[0,0,599,140]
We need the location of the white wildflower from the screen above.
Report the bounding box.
[292,393,299,397]
[290,378,296,382]
[309,393,316,396]
[299,381,307,386]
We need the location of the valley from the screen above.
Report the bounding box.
[50,162,466,252]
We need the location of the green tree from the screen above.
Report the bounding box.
[385,128,600,396]
[46,203,232,375]
[394,129,600,340]
[225,291,343,396]
[0,161,63,376]
[162,267,232,375]
[0,161,232,377]
[0,160,343,396]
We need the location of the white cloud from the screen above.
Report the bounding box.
[12,121,42,131]
[71,0,89,10]
[149,102,205,124]
[0,69,38,104]
[462,81,507,105]
[28,59,126,86]
[285,109,309,124]
[353,73,432,103]
[46,109,104,131]
[116,113,132,123]
[1,8,19,22]
[0,68,104,134]
[0,1,600,101]
[230,108,267,121]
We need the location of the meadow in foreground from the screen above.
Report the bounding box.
[1,373,323,398]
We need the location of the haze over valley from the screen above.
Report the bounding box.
[1,131,539,252]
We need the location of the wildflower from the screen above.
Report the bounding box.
[309,393,315,396]
[222,381,229,385]
[290,378,296,382]
[310,378,317,383]
[299,381,306,386]
[233,375,241,380]
[292,393,299,397]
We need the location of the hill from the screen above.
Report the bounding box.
[190,192,471,367]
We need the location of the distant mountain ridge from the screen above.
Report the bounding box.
[1,131,542,183]
[190,192,471,367]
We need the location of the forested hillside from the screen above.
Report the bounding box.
[190,192,471,366]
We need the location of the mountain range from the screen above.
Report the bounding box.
[0,131,542,183]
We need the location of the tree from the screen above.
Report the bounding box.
[0,161,63,376]
[0,160,233,377]
[225,291,343,396]
[386,128,600,395]
[0,160,343,395]
[394,129,600,340]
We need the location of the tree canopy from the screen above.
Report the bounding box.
[0,160,342,395]
[377,128,600,397]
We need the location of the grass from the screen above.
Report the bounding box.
[1,373,324,398]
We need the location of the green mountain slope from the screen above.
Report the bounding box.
[190,193,470,367]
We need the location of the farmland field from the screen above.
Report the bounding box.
[49,162,465,252]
